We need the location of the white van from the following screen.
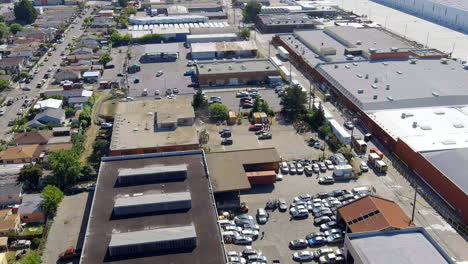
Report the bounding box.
[352,186,370,194]
[218,219,234,227]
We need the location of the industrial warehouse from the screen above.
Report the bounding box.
[79,151,225,263]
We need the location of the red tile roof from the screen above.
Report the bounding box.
[338,195,415,233]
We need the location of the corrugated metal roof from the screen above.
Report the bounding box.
[114,191,191,207]
[109,225,196,247]
[338,195,414,233]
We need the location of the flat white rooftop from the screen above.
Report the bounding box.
[368,105,468,152]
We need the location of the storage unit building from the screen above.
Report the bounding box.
[113,192,192,216]
[117,165,188,185]
[108,225,197,257]
[246,171,276,185]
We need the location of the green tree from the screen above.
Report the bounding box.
[19,71,29,80]
[192,90,207,110]
[240,27,250,40]
[0,23,9,40]
[64,107,76,118]
[261,100,270,114]
[0,79,9,90]
[20,251,41,264]
[98,53,113,66]
[137,33,164,44]
[79,105,92,126]
[49,150,82,189]
[209,103,229,121]
[308,106,326,129]
[14,0,38,24]
[71,133,86,154]
[280,85,307,119]
[338,146,355,161]
[242,0,261,22]
[88,139,109,164]
[124,6,137,15]
[18,164,42,190]
[9,23,23,34]
[41,185,64,215]
[118,0,128,7]
[81,163,97,178]
[318,123,332,138]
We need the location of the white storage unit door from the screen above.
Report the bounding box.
[229,78,239,85]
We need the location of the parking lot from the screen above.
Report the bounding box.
[127,43,195,98]
[204,87,282,113]
[204,117,326,160]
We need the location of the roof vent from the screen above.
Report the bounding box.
[365,74,369,79]
[334,64,339,68]
[396,70,403,74]
[410,58,418,64]
[432,92,439,97]
[357,89,364,94]
[132,193,144,197]
[390,47,398,52]
[382,62,388,66]
[353,62,358,66]
[241,65,246,70]
[434,110,445,115]
[374,77,378,83]
[386,84,390,90]
[420,125,431,130]
[133,128,139,131]
[228,65,232,70]
[412,121,418,128]
[401,113,406,119]
[356,40,362,45]
[356,74,363,78]
[453,121,464,128]
[199,65,204,68]
[441,139,456,145]
[345,65,350,69]
[373,95,378,100]
[371,84,378,89]
[386,96,393,101]
[208,68,212,71]
[440,58,449,64]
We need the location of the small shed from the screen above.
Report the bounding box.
[83,71,100,83]
[228,111,236,125]
[253,112,268,124]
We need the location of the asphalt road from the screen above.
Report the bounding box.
[0,7,92,142]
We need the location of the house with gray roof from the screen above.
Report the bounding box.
[0,179,23,207]
[18,194,44,223]
[27,108,65,129]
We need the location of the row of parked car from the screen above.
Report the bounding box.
[227,246,268,264]
[221,214,261,245]
[236,88,261,109]
[292,247,344,263]
[280,160,335,176]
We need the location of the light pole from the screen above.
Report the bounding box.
[411,187,418,224]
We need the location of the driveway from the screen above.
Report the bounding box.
[42,192,90,264]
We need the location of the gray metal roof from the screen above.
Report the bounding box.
[422,149,468,194]
[324,26,414,53]
[348,227,454,264]
[143,43,181,54]
[18,194,43,215]
[118,164,188,178]
[114,192,191,208]
[258,14,322,26]
[317,59,468,111]
[197,59,279,75]
[109,225,196,247]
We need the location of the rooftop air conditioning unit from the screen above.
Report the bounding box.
[365,74,369,79]
[410,58,418,64]
[386,84,390,90]
[387,96,393,101]
[391,47,398,52]
[441,58,448,64]
[334,65,338,68]
[373,95,378,100]
[357,89,364,94]
[356,40,362,45]
[374,77,378,83]
[412,121,418,128]
[432,92,439,97]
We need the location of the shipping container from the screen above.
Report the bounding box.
[329,120,351,145]
[278,46,289,60]
[246,171,276,185]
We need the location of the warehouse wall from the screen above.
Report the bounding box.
[110,144,200,156]
[373,0,468,32]
[394,138,468,224]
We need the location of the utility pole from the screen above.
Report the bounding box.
[411,187,418,224]
[268,40,271,57]
[308,81,312,110]
[312,86,316,107]
[289,61,292,83]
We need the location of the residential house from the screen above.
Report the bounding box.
[68,97,89,109]
[52,126,71,136]
[66,54,96,63]
[77,38,101,51]
[0,57,26,74]
[0,179,23,207]
[8,50,35,63]
[27,108,66,129]
[70,48,93,56]
[54,70,80,83]
[0,209,20,236]
[18,194,44,223]
[12,131,53,145]
[91,16,115,28]
[0,145,41,164]
[33,99,63,110]
[15,28,56,43]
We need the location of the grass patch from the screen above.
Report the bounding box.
[23,223,44,236]
[6,251,16,263]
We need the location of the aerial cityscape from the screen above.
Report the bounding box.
[0,0,466,263]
